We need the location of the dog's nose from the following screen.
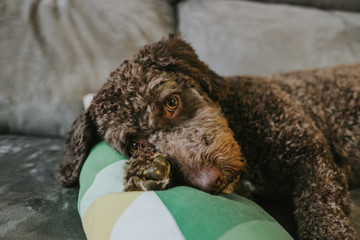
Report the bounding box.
[192,167,222,193]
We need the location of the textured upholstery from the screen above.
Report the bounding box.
[179,1,360,76]
[245,0,360,11]
[0,0,175,136]
[0,135,85,239]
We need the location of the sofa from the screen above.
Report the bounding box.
[1,0,359,239]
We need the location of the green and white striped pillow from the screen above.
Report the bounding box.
[78,141,293,240]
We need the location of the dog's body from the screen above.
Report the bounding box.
[59,35,359,239]
[223,69,359,239]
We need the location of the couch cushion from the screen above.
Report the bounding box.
[178,0,360,76]
[246,0,360,12]
[0,0,175,137]
[0,135,85,239]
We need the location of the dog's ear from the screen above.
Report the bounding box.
[137,34,228,102]
[59,108,98,187]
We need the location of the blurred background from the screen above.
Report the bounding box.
[1,0,360,137]
[0,0,359,239]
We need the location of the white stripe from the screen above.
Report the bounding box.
[80,160,129,218]
[110,192,185,240]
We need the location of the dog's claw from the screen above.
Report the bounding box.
[144,158,170,180]
[144,166,164,180]
[154,155,168,166]
[124,151,171,191]
[144,180,165,190]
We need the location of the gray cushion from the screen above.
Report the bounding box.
[245,0,360,12]
[0,135,85,239]
[0,0,175,137]
[178,0,360,76]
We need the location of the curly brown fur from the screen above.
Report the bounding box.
[59,111,99,186]
[222,66,359,239]
[59,35,359,239]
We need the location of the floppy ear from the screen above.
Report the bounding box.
[59,108,99,187]
[137,34,228,101]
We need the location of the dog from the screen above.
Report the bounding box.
[59,35,359,239]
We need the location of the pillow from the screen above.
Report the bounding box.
[178,1,360,76]
[0,0,174,136]
[78,142,293,240]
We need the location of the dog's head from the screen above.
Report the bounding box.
[60,35,245,193]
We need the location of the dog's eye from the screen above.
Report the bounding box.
[130,141,140,151]
[165,96,179,112]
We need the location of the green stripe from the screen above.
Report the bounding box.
[220,220,292,240]
[78,141,128,209]
[156,187,292,240]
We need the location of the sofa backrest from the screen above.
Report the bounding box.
[1,0,359,137]
[0,0,175,137]
[178,0,360,76]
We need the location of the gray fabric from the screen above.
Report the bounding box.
[0,0,175,137]
[0,135,85,239]
[333,11,360,58]
[244,0,360,12]
[178,0,360,76]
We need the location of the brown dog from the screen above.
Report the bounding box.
[60,35,359,239]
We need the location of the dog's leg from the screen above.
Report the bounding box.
[124,150,171,191]
[275,131,356,239]
[291,152,356,239]
[59,110,98,187]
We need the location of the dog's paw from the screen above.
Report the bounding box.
[124,151,171,191]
